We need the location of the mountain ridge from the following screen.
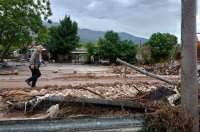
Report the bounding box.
[44,22,148,44]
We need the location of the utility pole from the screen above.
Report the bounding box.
[181,0,199,131]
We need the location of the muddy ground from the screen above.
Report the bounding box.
[0,62,180,88]
[0,62,180,120]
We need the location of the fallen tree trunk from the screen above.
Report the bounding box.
[116,58,175,84]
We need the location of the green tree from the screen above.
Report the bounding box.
[98,30,137,63]
[0,0,52,62]
[117,40,138,63]
[104,31,120,44]
[98,31,120,63]
[35,26,50,45]
[147,32,177,63]
[84,42,96,63]
[17,30,33,57]
[45,15,79,61]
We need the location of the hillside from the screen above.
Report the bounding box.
[44,22,148,44]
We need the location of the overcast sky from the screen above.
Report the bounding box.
[49,0,200,41]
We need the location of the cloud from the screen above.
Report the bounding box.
[49,0,200,40]
[87,1,101,10]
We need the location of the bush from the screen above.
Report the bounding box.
[147,33,177,63]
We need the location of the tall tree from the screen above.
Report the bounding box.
[45,15,79,61]
[181,0,199,131]
[0,0,52,62]
[98,31,120,63]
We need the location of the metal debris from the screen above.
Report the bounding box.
[116,58,175,84]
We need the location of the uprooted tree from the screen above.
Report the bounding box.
[0,0,52,62]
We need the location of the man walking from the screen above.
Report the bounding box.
[25,45,45,87]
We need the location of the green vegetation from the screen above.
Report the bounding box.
[147,33,177,63]
[45,15,79,61]
[0,0,178,65]
[84,42,97,63]
[95,31,177,64]
[98,31,138,63]
[0,0,52,62]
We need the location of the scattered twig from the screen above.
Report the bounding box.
[79,87,106,99]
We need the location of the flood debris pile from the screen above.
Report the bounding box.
[0,81,180,119]
[112,60,180,76]
[143,64,180,75]
[136,60,180,75]
[0,59,182,120]
[112,60,191,131]
[141,107,194,132]
[112,66,137,75]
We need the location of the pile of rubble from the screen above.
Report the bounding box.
[142,62,181,75]
[0,80,180,119]
[113,60,181,76]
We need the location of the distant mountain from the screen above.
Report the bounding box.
[78,28,105,43]
[119,32,148,44]
[43,22,148,44]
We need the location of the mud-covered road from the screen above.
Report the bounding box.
[0,62,179,89]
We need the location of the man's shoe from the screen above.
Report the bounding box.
[25,79,31,86]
